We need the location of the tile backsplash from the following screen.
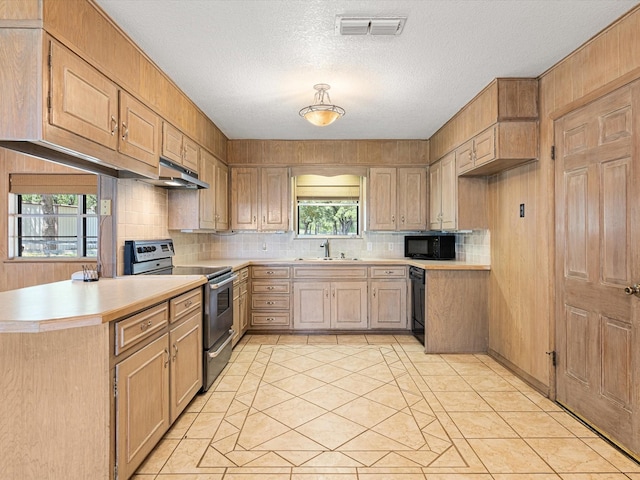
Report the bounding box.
[116,180,491,270]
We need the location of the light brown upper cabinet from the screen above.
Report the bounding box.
[430,151,488,231]
[231,167,289,231]
[430,78,538,176]
[369,167,427,231]
[456,122,538,176]
[168,149,229,232]
[49,40,161,172]
[429,153,456,230]
[162,122,199,173]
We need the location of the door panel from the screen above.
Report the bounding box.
[555,82,640,457]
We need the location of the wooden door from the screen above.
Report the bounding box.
[231,167,258,230]
[49,41,118,151]
[294,282,331,329]
[455,139,474,175]
[170,314,202,422]
[555,83,640,456]
[397,167,427,231]
[440,151,457,230]
[473,126,496,167]
[369,168,397,230]
[370,280,407,329]
[331,281,368,329]
[162,122,183,165]
[198,149,217,230]
[118,91,160,168]
[183,137,199,173]
[115,334,170,480]
[260,167,289,231]
[429,160,442,230]
[215,160,229,231]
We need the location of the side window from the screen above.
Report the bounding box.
[8,174,98,258]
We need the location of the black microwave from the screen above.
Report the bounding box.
[404,235,456,260]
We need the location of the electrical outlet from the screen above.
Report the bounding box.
[519,204,525,218]
[367,242,372,251]
[388,243,393,251]
[100,199,111,216]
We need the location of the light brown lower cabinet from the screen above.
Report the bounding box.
[293,281,368,329]
[370,280,407,329]
[169,313,202,422]
[115,333,170,480]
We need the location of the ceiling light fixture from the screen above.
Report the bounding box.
[299,84,345,127]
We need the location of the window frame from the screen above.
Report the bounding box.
[11,193,99,259]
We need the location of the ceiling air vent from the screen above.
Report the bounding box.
[335,16,406,36]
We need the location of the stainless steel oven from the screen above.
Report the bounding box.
[124,239,236,391]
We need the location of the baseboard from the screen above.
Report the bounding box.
[488,348,550,396]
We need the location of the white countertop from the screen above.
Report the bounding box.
[179,257,490,271]
[0,275,207,333]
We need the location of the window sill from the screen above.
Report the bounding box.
[4,258,97,264]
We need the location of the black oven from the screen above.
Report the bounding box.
[124,239,236,391]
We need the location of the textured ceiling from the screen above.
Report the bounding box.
[95,0,638,141]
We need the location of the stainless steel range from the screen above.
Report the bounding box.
[124,239,236,391]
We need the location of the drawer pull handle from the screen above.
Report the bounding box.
[385,270,393,274]
[267,286,275,290]
[164,348,169,368]
[121,122,128,141]
[373,288,376,298]
[172,343,178,361]
[184,300,193,308]
[267,317,275,322]
[266,271,274,275]
[266,301,275,305]
[110,116,117,135]
[140,320,152,331]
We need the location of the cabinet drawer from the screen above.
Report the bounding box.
[252,281,290,294]
[252,266,290,279]
[239,282,248,295]
[115,302,168,355]
[293,266,368,279]
[170,288,202,324]
[251,313,290,326]
[370,266,407,278]
[251,294,290,310]
[233,268,249,285]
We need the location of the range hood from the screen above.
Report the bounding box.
[142,158,209,189]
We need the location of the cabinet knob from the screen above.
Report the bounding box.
[263,216,266,224]
[253,215,257,223]
[373,288,376,298]
[325,289,329,299]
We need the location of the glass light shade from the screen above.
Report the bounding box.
[299,84,345,127]
[301,107,343,126]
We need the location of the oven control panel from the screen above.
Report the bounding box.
[124,239,175,274]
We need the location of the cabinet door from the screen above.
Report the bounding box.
[455,139,474,175]
[183,136,199,173]
[215,160,229,230]
[199,149,217,230]
[473,126,496,167]
[397,167,427,231]
[231,167,259,230]
[162,122,183,165]
[293,282,331,329]
[118,91,160,168]
[369,168,397,230]
[331,281,368,329]
[370,280,407,329]
[170,313,202,422]
[239,283,249,335]
[440,151,457,230]
[260,167,289,231]
[49,41,119,151]
[429,161,442,230]
[115,334,170,480]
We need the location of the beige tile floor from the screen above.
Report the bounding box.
[134,334,640,480]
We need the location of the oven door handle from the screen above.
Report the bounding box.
[208,329,235,358]
[209,274,238,290]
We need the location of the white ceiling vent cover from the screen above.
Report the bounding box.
[335,16,407,36]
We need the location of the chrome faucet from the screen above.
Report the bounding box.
[320,239,330,258]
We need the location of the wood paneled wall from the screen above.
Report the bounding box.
[0,148,90,292]
[488,5,640,392]
[228,140,429,166]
